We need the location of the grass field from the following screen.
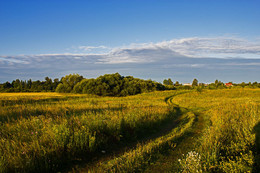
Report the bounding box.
[0,89,259,172]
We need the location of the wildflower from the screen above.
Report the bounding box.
[178,151,202,173]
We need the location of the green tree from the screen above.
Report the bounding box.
[52,78,60,90]
[168,78,174,85]
[252,82,258,88]
[241,82,246,88]
[31,80,42,91]
[163,78,173,85]
[27,79,32,90]
[163,79,169,85]
[55,83,67,93]
[56,74,83,93]
[192,78,198,87]
[215,80,219,88]
[44,77,53,91]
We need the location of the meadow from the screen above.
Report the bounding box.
[0,89,259,172]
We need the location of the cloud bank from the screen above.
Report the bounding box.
[1,37,260,83]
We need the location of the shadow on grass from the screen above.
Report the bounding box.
[3,106,183,173]
[253,122,260,173]
[60,105,185,173]
[0,97,72,106]
[2,92,193,173]
[0,106,127,123]
[144,112,202,173]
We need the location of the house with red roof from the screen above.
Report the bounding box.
[225,83,233,87]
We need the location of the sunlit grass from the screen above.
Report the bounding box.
[170,89,260,172]
[0,91,178,172]
[0,89,259,172]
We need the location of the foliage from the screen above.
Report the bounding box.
[175,81,180,86]
[1,75,260,95]
[163,78,174,85]
[0,78,60,92]
[57,73,165,96]
[196,86,203,93]
[192,78,198,87]
[0,73,165,96]
[56,74,83,93]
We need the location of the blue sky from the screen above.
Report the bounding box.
[1,0,260,83]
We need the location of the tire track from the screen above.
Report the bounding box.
[145,92,207,172]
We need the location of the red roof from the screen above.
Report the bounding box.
[225,83,233,86]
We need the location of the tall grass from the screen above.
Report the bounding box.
[0,89,259,172]
[200,101,259,172]
[171,89,260,172]
[0,91,179,172]
[94,111,196,172]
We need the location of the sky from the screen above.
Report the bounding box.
[1,0,260,83]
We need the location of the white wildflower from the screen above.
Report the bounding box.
[178,151,202,173]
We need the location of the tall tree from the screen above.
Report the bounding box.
[163,79,169,85]
[215,79,219,88]
[192,78,198,87]
[168,78,174,85]
[56,74,83,93]
[27,79,32,89]
[44,77,53,91]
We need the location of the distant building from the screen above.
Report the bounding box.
[183,83,192,86]
[225,83,233,87]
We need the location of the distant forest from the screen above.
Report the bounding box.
[0,73,165,96]
[0,73,259,96]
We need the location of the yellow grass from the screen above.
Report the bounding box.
[0,89,259,172]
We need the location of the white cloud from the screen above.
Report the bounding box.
[1,36,260,82]
[162,64,206,68]
[78,45,110,51]
[2,37,260,66]
[124,37,260,58]
[72,37,260,64]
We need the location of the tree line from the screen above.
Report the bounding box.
[0,73,166,96]
[0,77,60,92]
[1,74,260,95]
[162,78,260,89]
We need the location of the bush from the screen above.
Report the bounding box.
[57,73,165,96]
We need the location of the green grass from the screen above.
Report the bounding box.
[0,91,181,172]
[169,89,260,172]
[0,89,259,172]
